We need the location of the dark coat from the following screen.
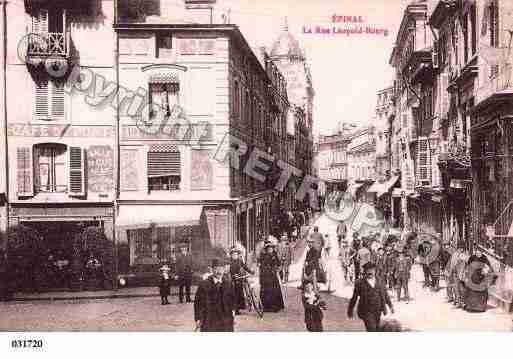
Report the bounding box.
[193,275,236,332]
[176,254,193,278]
[302,292,324,331]
[347,278,392,320]
[159,277,171,296]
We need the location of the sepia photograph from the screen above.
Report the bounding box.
[1,1,513,352]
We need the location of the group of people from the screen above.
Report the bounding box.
[158,245,194,305]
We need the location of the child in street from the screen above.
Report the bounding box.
[158,265,172,305]
[302,281,327,332]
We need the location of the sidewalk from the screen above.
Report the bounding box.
[11,286,198,302]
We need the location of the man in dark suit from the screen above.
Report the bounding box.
[347,262,394,331]
[175,245,193,303]
[194,258,236,332]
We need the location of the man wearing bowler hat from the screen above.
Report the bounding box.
[194,257,236,332]
[347,262,394,331]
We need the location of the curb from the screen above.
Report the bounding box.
[8,289,198,302]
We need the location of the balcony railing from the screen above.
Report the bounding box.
[476,63,513,104]
[27,32,70,58]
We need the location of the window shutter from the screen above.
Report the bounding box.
[147,145,181,177]
[440,73,449,118]
[51,82,65,119]
[35,80,49,119]
[417,138,430,186]
[32,9,48,33]
[68,147,86,196]
[17,147,34,197]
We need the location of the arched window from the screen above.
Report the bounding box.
[147,144,181,191]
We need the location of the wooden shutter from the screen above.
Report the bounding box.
[68,147,86,196]
[51,82,65,119]
[32,9,48,33]
[417,138,430,186]
[440,73,449,118]
[34,80,64,120]
[35,80,49,119]
[17,147,34,197]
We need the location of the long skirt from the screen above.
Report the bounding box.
[260,271,285,312]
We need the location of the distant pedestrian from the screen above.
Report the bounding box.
[347,262,394,332]
[375,247,387,284]
[310,226,324,252]
[385,245,397,290]
[302,281,327,332]
[336,221,348,247]
[158,266,172,305]
[339,239,351,282]
[194,258,235,332]
[175,245,193,303]
[259,243,285,312]
[277,235,293,283]
[394,250,412,303]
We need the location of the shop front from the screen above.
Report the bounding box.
[7,204,114,292]
[115,203,235,286]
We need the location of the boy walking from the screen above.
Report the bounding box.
[302,281,327,331]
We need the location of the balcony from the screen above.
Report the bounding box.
[475,63,513,110]
[26,32,70,62]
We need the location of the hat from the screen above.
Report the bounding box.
[229,247,241,254]
[264,242,276,248]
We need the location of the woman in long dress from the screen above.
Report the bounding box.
[259,244,285,312]
[464,247,495,312]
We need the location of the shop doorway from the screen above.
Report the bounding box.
[22,221,100,291]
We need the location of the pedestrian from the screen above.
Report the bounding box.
[194,258,236,332]
[375,247,387,285]
[357,240,371,277]
[385,245,397,290]
[324,233,331,258]
[336,221,348,248]
[254,234,266,264]
[158,265,172,305]
[454,246,469,308]
[445,243,459,303]
[394,249,412,303]
[229,247,254,315]
[339,239,351,282]
[175,245,194,303]
[418,240,432,288]
[302,281,327,332]
[302,239,322,289]
[310,226,324,252]
[258,243,285,312]
[351,235,361,280]
[464,247,496,312]
[277,235,293,283]
[347,262,394,332]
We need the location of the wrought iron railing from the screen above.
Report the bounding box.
[27,32,69,57]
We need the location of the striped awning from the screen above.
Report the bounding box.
[148,145,180,177]
[149,73,179,84]
[116,205,203,230]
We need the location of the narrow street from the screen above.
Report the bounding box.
[300,213,513,331]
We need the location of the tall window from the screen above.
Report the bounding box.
[147,145,181,191]
[34,144,67,193]
[34,78,65,120]
[149,81,179,120]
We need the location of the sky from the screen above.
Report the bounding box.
[217,0,412,136]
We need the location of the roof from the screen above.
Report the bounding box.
[270,22,304,59]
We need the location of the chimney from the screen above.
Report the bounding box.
[184,0,217,24]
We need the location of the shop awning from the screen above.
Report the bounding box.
[116,205,203,230]
[377,176,400,197]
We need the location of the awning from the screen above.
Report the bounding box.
[377,176,400,197]
[116,205,203,230]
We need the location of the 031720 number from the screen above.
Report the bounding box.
[11,339,43,349]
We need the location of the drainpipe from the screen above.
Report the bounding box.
[113,0,119,290]
[1,0,8,252]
